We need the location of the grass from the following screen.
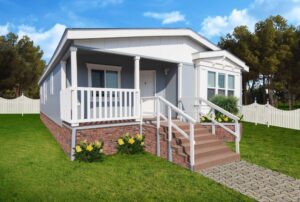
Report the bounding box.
[229,122,300,179]
[0,115,252,202]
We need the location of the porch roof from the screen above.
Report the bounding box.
[39,28,220,85]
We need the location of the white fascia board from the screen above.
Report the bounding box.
[67,29,220,51]
[192,50,249,72]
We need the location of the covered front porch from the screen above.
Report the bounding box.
[60,47,181,126]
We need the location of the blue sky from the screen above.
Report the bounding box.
[1,0,300,61]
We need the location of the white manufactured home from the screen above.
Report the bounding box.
[39,28,249,171]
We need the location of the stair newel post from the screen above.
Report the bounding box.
[168,105,172,162]
[211,109,216,135]
[156,98,160,157]
[235,120,240,154]
[189,122,195,171]
[139,96,143,135]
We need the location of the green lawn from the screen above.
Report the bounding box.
[0,115,252,202]
[229,122,300,179]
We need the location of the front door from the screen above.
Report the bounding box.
[140,70,156,116]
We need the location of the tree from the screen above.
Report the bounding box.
[0,33,45,98]
[219,26,259,104]
[219,15,300,108]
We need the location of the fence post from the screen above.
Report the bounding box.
[254,98,258,125]
[156,98,160,157]
[189,122,195,171]
[21,93,24,116]
[235,120,240,154]
[266,99,270,127]
[139,96,143,135]
[168,106,172,162]
[211,109,216,135]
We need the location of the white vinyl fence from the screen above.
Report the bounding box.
[241,101,300,130]
[0,94,40,114]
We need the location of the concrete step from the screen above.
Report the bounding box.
[194,152,240,171]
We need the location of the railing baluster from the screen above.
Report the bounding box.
[80,89,84,120]
[125,91,128,117]
[109,90,112,119]
[87,90,91,120]
[104,90,107,119]
[168,105,172,162]
[93,90,96,120]
[99,89,102,119]
[114,90,118,118]
[129,92,132,117]
[120,91,123,118]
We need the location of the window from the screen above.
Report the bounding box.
[207,71,216,99]
[218,73,225,96]
[207,71,236,99]
[50,72,54,95]
[228,75,235,96]
[87,64,121,88]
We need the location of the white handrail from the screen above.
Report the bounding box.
[196,97,240,154]
[141,96,195,170]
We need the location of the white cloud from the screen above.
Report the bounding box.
[144,11,185,24]
[0,23,9,36]
[200,9,256,38]
[17,23,66,60]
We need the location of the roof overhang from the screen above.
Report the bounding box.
[39,28,220,85]
[192,50,249,72]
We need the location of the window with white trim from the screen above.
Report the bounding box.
[207,71,216,100]
[227,75,235,96]
[87,64,121,88]
[50,72,54,95]
[207,71,235,99]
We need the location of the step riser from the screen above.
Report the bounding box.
[194,155,240,171]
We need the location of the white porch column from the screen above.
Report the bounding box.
[194,64,200,120]
[60,61,66,90]
[134,56,140,90]
[70,47,78,126]
[134,56,140,119]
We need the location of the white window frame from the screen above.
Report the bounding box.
[50,72,54,95]
[207,71,236,99]
[227,74,235,96]
[86,63,122,88]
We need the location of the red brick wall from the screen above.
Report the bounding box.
[40,113,72,155]
[41,113,190,168]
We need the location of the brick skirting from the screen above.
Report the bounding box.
[40,113,189,168]
[40,113,72,155]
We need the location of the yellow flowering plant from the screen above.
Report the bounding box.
[74,139,104,162]
[117,133,145,154]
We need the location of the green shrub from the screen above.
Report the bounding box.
[200,114,235,123]
[117,133,145,154]
[74,140,104,162]
[209,95,239,115]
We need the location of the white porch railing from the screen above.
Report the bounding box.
[141,96,196,171]
[60,87,140,125]
[195,97,241,154]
